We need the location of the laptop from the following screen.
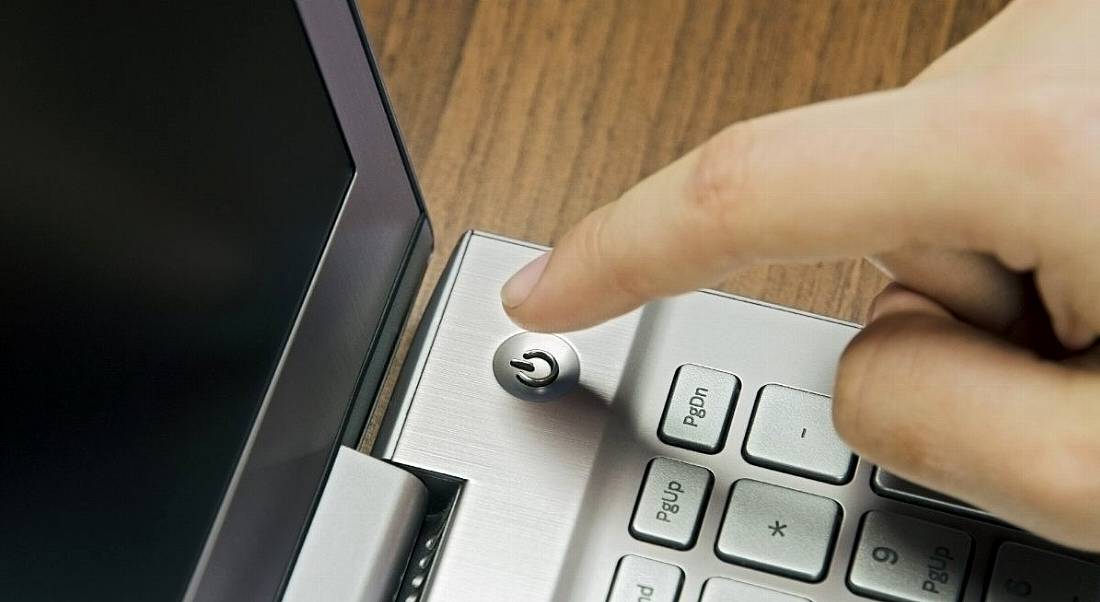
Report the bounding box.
[2,2,1096,601]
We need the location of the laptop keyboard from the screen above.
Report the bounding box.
[611,363,1100,602]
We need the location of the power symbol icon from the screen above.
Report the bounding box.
[508,349,559,388]
[493,333,580,402]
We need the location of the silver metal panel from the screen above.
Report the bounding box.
[630,458,713,550]
[848,511,971,602]
[659,365,740,454]
[606,555,683,602]
[383,232,642,599]
[378,231,1096,602]
[715,479,840,582]
[744,385,855,484]
[283,447,426,602]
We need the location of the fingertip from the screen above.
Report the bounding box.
[501,251,550,310]
[500,250,593,333]
[834,305,967,478]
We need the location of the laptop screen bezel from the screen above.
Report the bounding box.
[183,1,432,599]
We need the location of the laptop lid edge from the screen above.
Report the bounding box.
[184,0,433,599]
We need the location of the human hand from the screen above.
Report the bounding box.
[501,0,1100,550]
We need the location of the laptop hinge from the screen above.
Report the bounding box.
[282,446,426,602]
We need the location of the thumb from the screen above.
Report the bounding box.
[834,285,1100,551]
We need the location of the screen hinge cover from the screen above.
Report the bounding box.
[282,446,426,602]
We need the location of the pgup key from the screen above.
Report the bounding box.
[629,457,713,550]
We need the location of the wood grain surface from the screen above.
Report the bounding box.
[356,0,1012,443]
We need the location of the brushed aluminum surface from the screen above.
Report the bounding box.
[384,232,640,599]
[378,231,1095,602]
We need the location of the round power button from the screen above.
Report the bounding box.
[492,332,580,402]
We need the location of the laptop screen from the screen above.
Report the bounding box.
[1,4,353,600]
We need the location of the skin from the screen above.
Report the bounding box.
[501,0,1100,551]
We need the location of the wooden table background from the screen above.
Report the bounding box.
[356,0,1011,441]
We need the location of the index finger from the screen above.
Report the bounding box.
[502,83,1031,332]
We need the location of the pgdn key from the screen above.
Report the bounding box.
[658,364,740,454]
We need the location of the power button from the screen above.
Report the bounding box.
[492,332,580,402]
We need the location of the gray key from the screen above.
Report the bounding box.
[659,364,740,454]
[872,469,992,521]
[630,457,713,549]
[985,542,1100,602]
[606,555,683,602]
[848,511,972,602]
[744,385,855,484]
[700,577,810,601]
[715,479,840,582]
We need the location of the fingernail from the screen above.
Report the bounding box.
[501,252,550,309]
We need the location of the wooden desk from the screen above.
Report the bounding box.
[356,0,1010,439]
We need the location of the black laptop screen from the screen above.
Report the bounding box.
[0,4,352,600]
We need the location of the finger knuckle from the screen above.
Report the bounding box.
[687,123,758,256]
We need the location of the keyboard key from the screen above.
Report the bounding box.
[984,542,1100,602]
[743,384,855,484]
[658,364,740,454]
[848,511,972,602]
[715,479,840,582]
[872,469,993,521]
[630,457,713,550]
[607,555,683,602]
[699,577,810,601]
